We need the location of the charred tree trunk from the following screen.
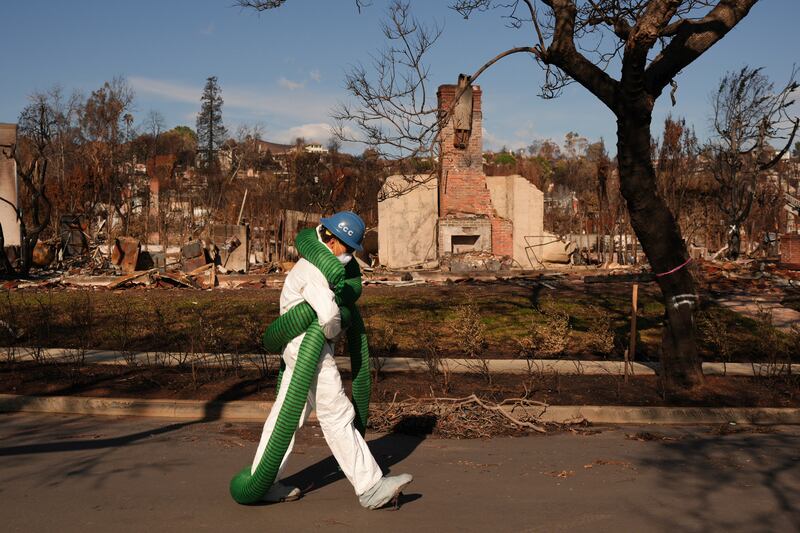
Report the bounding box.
[616,97,703,389]
[727,223,742,260]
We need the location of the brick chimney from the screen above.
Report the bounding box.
[436,83,514,259]
[437,83,493,217]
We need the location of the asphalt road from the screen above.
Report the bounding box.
[1,413,798,532]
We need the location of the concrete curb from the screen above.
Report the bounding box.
[0,394,275,421]
[2,394,798,426]
[535,405,800,425]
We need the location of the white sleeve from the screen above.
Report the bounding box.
[300,264,342,340]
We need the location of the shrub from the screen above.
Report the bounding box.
[368,321,397,382]
[586,310,615,357]
[697,308,733,372]
[520,301,571,359]
[452,304,491,384]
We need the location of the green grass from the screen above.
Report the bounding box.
[0,282,790,362]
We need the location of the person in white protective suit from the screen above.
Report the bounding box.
[253,211,413,508]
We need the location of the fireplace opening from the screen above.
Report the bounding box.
[451,234,480,253]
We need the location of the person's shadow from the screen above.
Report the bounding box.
[280,414,434,507]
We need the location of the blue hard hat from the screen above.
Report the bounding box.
[320,211,366,252]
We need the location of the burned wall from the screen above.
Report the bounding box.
[0,124,20,246]
[486,175,545,268]
[378,174,438,268]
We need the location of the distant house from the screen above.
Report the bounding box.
[230,139,329,178]
[254,140,295,156]
[303,143,328,154]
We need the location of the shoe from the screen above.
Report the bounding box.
[359,474,413,510]
[263,481,301,503]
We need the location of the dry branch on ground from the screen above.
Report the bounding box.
[368,393,549,437]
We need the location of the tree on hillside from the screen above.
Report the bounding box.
[239,0,789,389]
[165,126,198,167]
[706,66,798,260]
[196,76,227,167]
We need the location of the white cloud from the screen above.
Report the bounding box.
[272,122,333,144]
[309,69,321,83]
[278,77,305,90]
[130,76,198,104]
[131,77,372,153]
[130,76,335,123]
[482,126,527,152]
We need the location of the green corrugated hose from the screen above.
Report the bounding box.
[229,228,371,504]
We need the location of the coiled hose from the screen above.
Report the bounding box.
[229,228,371,504]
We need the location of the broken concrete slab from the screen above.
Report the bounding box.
[60,275,118,288]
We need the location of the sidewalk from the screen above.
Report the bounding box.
[7,347,798,376]
[714,293,800,331]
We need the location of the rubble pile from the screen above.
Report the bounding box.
[439,250,515,273]
[698,259,800,293]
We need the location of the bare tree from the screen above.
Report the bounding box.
[80,77,136,235]
[654,115,714,246]
[706,66,799,259]
[240,0,784,389]
[656,117,698,222]
[2,92,65,275]
[144,110,165,147]
[450,0,770,389]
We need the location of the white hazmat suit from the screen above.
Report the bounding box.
[251,243,383,495]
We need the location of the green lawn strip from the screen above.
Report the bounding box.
[0,285,791,362]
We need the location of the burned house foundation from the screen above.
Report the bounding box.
[378,82,545,270]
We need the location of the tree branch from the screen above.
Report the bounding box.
[470,46,540,83]
[235,0,370,13]
[543,0,620,110]
[759,118,800,171]
[646,0,758,94]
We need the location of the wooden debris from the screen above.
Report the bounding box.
[157,271,196,288]
[187,263,213,276]
[108,269,157,289]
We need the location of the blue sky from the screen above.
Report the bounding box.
[1,0,798,154]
